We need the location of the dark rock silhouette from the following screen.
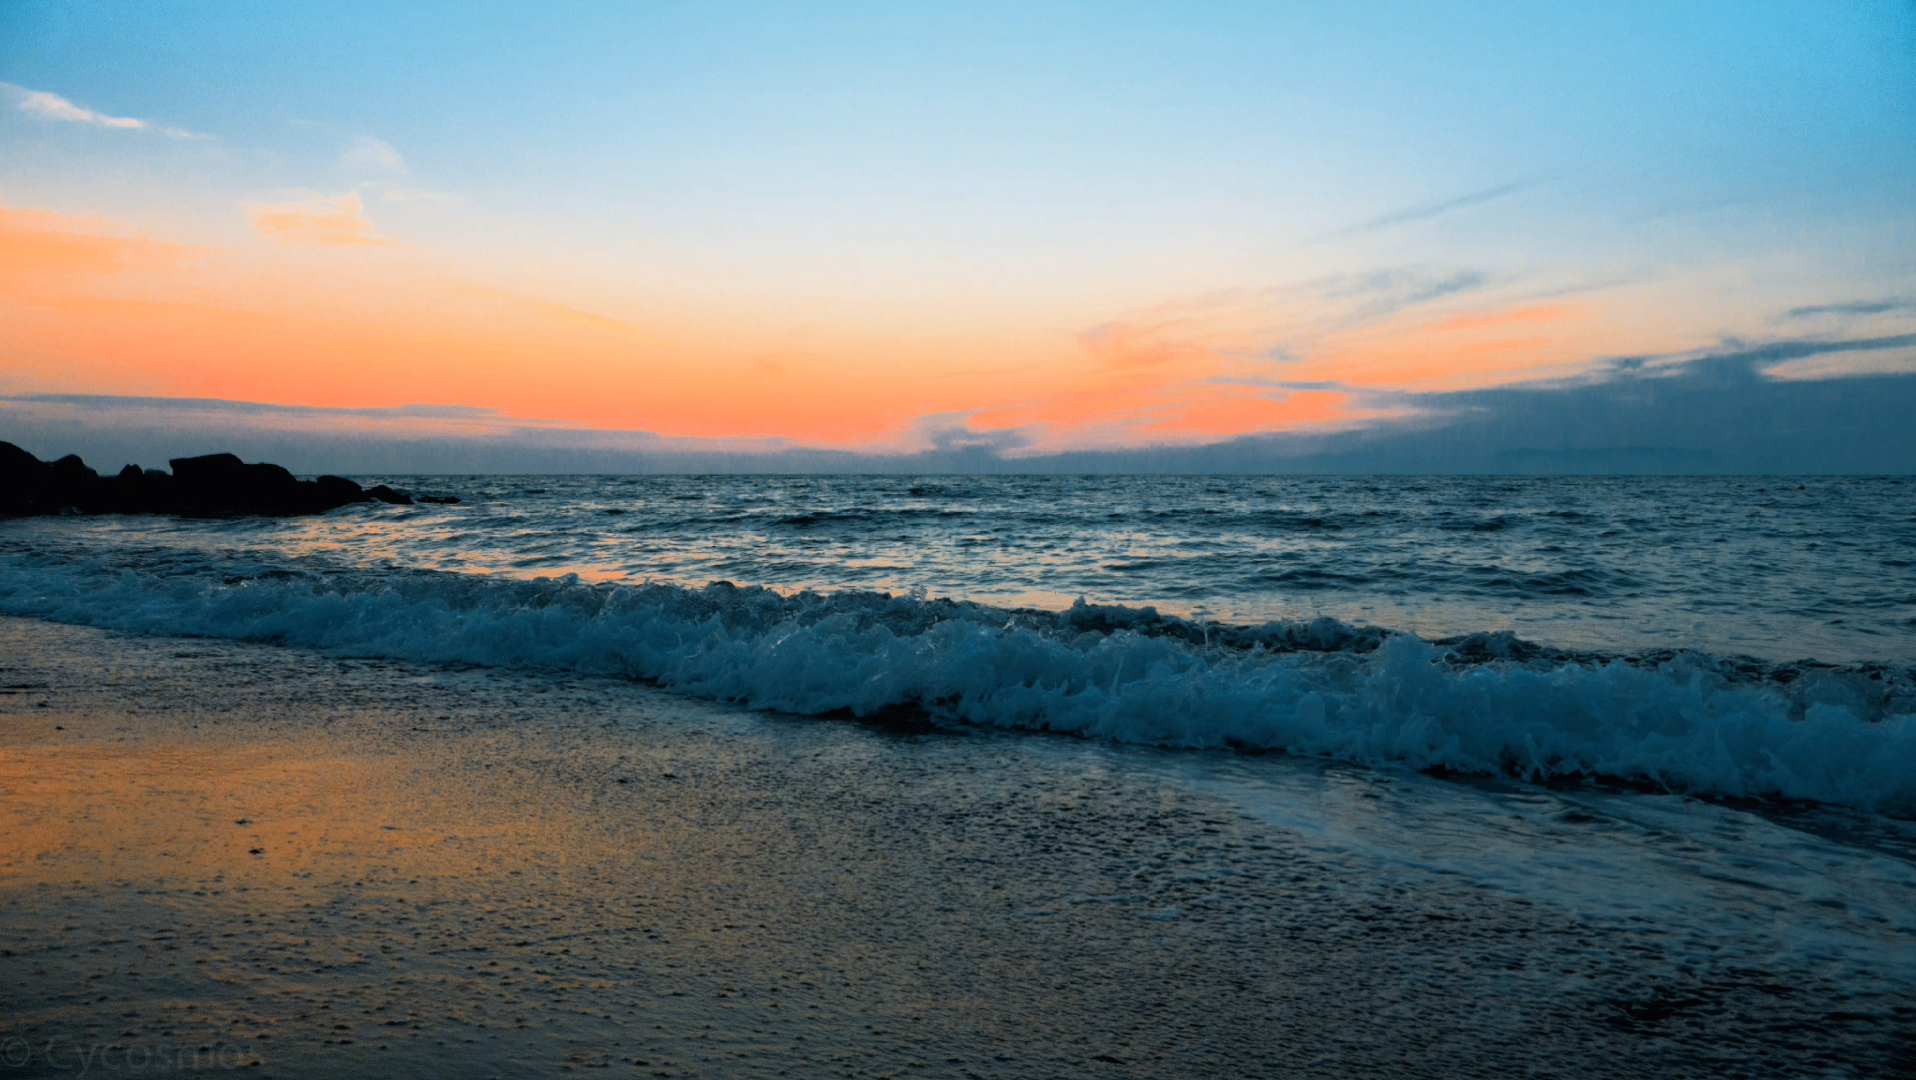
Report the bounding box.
[0,442,415,517]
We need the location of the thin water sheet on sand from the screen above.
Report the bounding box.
[0,617,1910,1079]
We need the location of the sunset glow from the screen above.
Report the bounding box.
[3,2,1913,460]
[5,10,1916,1072]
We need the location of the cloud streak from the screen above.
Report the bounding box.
[340,136,406,173]
[9,335,1915,475]
[1334,180,1541,236]
[1323,268,1491,327]
[0,205,189,282]
[5,83,197,138]
[1783,299,1913,319]
[247,191,396,246]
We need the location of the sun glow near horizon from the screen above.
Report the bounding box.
[3,2,1914,455]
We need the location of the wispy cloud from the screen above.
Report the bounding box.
[11,331,1916,474]
[1320,268,1492,327]
[906,411,1032,454]
[1741,332,1916,381]
[4,83,198,138]
[377,186,461,205]
[1783,299,1913,319]
[0,204,189,281]
[247,191,396,247]
[340,136,406,174]
[1077,319,1207,370]
[0,393,812,473]
[1333,180,1541,236]
[1422,304,1570,333]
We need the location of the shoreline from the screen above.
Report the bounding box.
[1,616,1911,1078]
[1,545,1910,813]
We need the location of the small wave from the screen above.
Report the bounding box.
[1440,517,1510,532]
[1248,511,1352,531]
[0,553,1911,812]
[774,507,972,529]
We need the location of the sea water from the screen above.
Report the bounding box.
[3,474,1914,1072]
[0,474,1912,811]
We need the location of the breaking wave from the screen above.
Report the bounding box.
[2,551,1911,812]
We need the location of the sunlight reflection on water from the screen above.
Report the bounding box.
[19,474,1914,663]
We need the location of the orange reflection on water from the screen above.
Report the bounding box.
[0,730,564,892]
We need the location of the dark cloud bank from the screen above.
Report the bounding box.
[6,336,1915,475]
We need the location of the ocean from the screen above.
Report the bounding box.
[3,474,1912,809]
[2,474,1913,1076]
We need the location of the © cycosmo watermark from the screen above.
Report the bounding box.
[1,1036,262,1074]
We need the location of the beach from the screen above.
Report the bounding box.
[10,1,1916,1073]
[3,615,1911,1078]
[9,3,1916,1072]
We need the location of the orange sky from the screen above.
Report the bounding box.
[4,4,1913,455]
[1,198,1724,451]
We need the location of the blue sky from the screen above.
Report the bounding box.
[2,1,1914,466]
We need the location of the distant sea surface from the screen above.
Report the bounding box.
[3,474,1913,810]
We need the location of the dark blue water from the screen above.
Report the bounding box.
[2,475,1912,811]
[15,474,1912,662]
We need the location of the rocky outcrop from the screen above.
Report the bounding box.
[0,443,415,517]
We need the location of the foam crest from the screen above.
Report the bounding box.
[2,555,1910,812]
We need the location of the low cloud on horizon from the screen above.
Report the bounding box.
[5,333,1915,476]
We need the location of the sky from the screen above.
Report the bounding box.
[2,1,1915,471]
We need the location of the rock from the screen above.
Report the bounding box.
[0,441,43,475]
[417,494,460,504]
[170,453,313,515]
[0,441,396,518]
[98,464,176,514]
[44,454,103,513]
[315,475,367,506]
[49,454,97,484]
[365,485,414,506]
[167,452,244,482]
[0,441,58,514]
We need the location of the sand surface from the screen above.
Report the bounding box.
[0,616,1910,1078]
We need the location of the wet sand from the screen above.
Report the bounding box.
[0,616,1910,1078]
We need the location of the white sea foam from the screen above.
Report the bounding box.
[2,556,1911,812]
